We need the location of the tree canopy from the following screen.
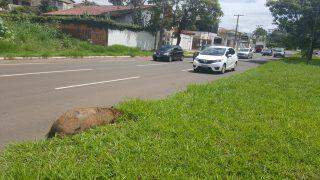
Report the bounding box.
[267,0,320,60]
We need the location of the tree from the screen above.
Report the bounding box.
[82,0,98,6]
[267,0,320,62]
[39,0,57,13]
[0,0,8,10]
[108,0,126,5]
[149,0,222,46]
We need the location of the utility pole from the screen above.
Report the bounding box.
[234,14,244,49]
[308,8,319,62]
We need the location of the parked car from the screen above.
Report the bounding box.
[273,48,285,58]
[193,46,238,74]
[262,49,273,56]
[237,48,253,59]
[193,45,211,60]
[153,45,184,62]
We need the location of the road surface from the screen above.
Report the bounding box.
[0,55,273,149]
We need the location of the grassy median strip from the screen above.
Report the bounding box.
[1,58,320,178]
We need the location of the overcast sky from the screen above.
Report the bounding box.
[219,0,275,33]
[74,0,276,33]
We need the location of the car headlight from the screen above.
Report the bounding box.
[164,52,170,56]
[153,52,157,55]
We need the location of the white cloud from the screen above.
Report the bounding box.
[219,0,276,33]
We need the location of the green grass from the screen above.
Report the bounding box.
[1,58,320,178]
[0,21,152,57]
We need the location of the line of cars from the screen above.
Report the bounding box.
[153,44,287,74]
[153,44,238,74]
[261,48,286,58]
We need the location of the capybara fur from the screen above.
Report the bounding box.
[47,107,123,138]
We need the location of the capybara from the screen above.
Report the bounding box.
[46,107,123,138]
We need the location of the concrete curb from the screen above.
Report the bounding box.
[0,56,136,60]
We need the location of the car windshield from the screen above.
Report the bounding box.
[159,45,173,52]
[274,48,284,52]
[239,48,250,52]
[200,47,226,56]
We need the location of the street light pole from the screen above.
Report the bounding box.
[234,14,244,49]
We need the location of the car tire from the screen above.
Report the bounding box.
[153,57,157,61]
[194,67,200,73]
[180,56,184,61]
[220,64,226,74]
[231,62,237,71]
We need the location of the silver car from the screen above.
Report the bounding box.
[273,48,285,58]
[237,48,253,59]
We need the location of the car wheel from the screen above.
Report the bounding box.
[231,62,237,71]
[220,64,226,74]
[180,56,184,61]
[153,57,157,61]
[193,67,200,73]
[168,56,172,62]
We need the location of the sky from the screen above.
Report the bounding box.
[219,0,275,33]
[74,0,276,33]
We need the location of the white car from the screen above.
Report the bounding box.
[193,46,238,74]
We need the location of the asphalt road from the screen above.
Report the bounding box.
[0,55,274,149]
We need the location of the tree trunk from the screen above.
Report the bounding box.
[157,28,165,49]
[307,44,314,63]
[176,33,181,46]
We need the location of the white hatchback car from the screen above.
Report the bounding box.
[193,46,238,74]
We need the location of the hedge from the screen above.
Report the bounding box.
[0,13,156,32]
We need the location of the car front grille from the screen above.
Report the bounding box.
[198,59,216,64]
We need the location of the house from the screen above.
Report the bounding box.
[44,5,153,25]
[8,0,41,7]
[164,29,219,51]
[42,5,156,50]
[7,0,74,10]
[50,0,75,10]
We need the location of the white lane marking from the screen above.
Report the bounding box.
[0,69,93,78]
[55,76,140,90]
[181,69,193,72]
[0,63,49,66]
[136,63,168,67]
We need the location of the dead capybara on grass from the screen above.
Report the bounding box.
[46,107,123,138]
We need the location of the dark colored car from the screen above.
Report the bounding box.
[153,45,184,62]
[262,49,273,56]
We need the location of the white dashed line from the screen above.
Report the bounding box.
[181,69,193,72]
[55,76,140,90]
[136,63,168,67]
[0,69,93,78]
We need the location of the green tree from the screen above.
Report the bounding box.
[0,0,8,10]
[267,0,320,61]
[149,0,222,46]
[82,0,98,6]
[39,0,57,13]
[108,0,126,5]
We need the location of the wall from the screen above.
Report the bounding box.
[108,29,155,50]
[60,24,108,46]
[59,24,156,50]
